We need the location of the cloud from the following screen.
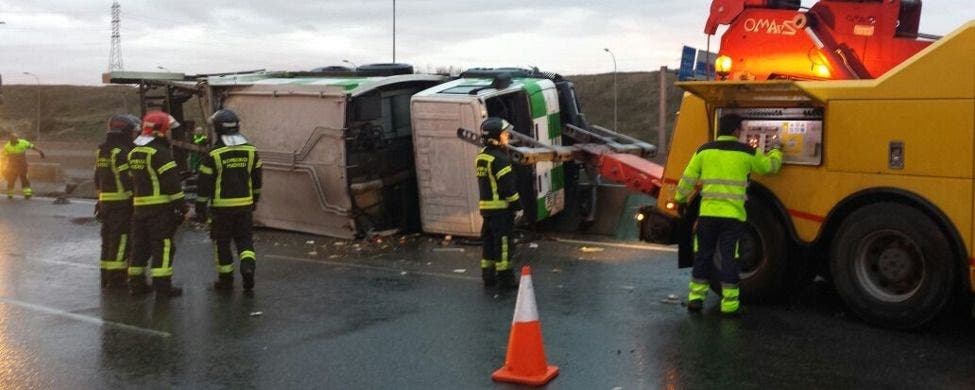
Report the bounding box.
[0,1,971,84]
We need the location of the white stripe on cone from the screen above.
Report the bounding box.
[512,267,539,323]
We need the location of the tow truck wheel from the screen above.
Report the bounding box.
[709,202,790,303]
[830,202,956,329]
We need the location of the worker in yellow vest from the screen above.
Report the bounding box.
[3,132,45,199]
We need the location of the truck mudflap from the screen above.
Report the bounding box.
[638,206,695,268]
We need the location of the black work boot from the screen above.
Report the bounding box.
[106,270,128,290]
[153,277,183,298]
[687,299,704,313]
[240,261,255,292]
[482,267,497,288]
[213,273,234,291]
[128,276,152,296]
[497,269,517,290]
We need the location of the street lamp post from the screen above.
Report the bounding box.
[392,0,397,63]
[342,59,358,71]
[23,72,40,142]
[603,48,618,131]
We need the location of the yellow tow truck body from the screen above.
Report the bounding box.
[647,21,975,328]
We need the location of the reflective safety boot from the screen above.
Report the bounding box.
[153,277,183,298]
[481,267,497,288]
[240,261,255,292]
[106,270,128,290]
[497,269,517,290]
[213,273,234,291]
[128,276,152,296]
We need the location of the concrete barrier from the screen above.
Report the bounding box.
[27,162,64,182]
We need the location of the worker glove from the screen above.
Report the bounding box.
[513,210,525,226]
[93,201,103,222]
[194,202,208,223]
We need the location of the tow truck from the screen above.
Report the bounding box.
[639,0,975,328]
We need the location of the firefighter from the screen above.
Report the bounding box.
[475,117,523,289]
[94,114,139,289]
[194,109,262,292]
[3,132,45,199]
[188,126,208,173]
[675,113,782,315]
[127,111,187,297]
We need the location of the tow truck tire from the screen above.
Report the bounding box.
[709,202,790,303]
[830,202,955,329]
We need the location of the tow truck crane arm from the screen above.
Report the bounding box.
[456,126,665,198]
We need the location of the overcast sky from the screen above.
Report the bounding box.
[0,1,972,85]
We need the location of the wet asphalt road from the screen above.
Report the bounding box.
[0,198,973,389]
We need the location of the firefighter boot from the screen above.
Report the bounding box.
[213,273,234,291]
[721,284,741,316]
[128,276,152,296]
[240,261,255,292]
[497,269,517,290]
[687,279,709,313]
[153,277,183,298]
[104,270,127,289]
[481,267,497,288]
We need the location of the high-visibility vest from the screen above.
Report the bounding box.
[197,144,262,209]
[127,139,185,208]
[675,135,782,221]
[475,145,521,215]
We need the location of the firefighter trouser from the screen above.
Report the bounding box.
[210,209,255,275]
[4,169,31,197]
[100,205,132,272]
[481,212,514,272]
[130,207,180,280]
[690,217,745,313]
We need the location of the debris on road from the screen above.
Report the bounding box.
[452,269,467,274]
[305,240,315,245]
[528,243,539,249]
[249,311,263,317]
[580,246,604,253]
[660,294,681,304]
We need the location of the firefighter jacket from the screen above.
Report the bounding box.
[674,135,782,221]
[475,145,522,216]
[196,141,262,210]
[3,138,34,173]
[94,138,133,205]
[127,138,185,210]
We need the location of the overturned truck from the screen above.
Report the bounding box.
[105,65,636,239]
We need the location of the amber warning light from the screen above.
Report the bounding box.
[715,55,733,79]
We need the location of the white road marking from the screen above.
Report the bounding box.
[552,238,678,253]
[265,254,480,282]
[0,296,171,338]
[35,259,99,269]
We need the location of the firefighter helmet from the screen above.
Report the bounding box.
[107,114,140,135]
[480,117,512,141]
[209,109,240,136]
[141,111,172,137]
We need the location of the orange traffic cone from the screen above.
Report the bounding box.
[492,265,559,386]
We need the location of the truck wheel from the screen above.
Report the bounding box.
[830,202,956,329]
[709,202,790,303]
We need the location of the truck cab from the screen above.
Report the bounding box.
[411,68,587,237]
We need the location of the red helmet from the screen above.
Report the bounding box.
[141,111,171,137]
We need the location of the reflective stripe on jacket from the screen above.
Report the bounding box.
[197,143,262,209]
[674,135,782,221]
[475,145,522,216]
[127,138,184,208]
[94,143,133,203]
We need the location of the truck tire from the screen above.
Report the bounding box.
[830,202,956,329]
[709,202,790,303]
[355,63,414,77]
